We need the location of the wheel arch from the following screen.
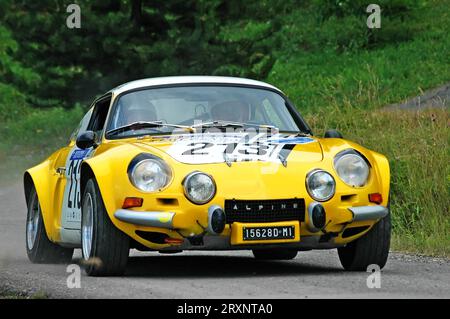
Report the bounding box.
[79,158,117,224]
[79,158,131,250]
[369,151,390,206]
[80,161,95,199]
[23,161,58,241]
[23,171,34,207]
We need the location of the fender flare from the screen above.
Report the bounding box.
[23,161,59,241]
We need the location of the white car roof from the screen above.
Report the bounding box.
[109,76,283,96]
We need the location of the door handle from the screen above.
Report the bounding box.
[56,167,66,175]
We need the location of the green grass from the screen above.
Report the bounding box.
[306,106,449,257]
[0,106,84,184]
[268,0,450,111]
[269,38,450,112]
[0,287,48,299]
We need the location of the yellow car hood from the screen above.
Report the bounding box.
[131,132,323,164]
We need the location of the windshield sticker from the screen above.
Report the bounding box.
[267,136,314,144]
[70,148,92,160]
[166,133,314,164]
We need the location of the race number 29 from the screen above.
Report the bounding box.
[66,159,81,210]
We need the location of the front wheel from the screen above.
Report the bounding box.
[81,178,129,276]
[338,212,391,271]
[26,186,73,263]
[252,248,298,260]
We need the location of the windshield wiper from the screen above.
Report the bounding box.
[190,121,245,129]
[190,121,278,131]
[106,121,194,137]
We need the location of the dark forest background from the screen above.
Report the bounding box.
[1,0,443,110]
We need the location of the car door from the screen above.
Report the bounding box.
[59,95,112,244]
[49,108,93,232]
[55,108,93,235]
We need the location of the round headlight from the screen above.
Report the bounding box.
[183,172,216,204]
[334,153,369,187]
[306,170,335,201]
[130,158,172,192]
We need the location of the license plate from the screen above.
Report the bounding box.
[242,225,295,241]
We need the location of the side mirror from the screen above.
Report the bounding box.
[76,131,97,149]
[324,129,343,138]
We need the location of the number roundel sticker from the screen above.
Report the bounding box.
[166,132,314,164]
[61,147,93,228]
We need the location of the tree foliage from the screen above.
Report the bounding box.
[0,0,424,108]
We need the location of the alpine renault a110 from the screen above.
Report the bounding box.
[24,76,391,276]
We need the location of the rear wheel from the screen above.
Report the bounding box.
[252,248,298,260]
[338,211,391,271]
[26,186,73,263]
[81,178,129,276]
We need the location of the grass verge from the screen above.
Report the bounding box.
[307,106,449,257]
[0,106,84,184]
[0,286,48,299]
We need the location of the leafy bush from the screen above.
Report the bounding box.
[0,24,41,92]
[0,83,29,122]
[309,0,425,49]
[312,0,424,19]
[269,26,450,112]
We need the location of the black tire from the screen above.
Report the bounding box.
[81,178,129,276]
[252,248,298,260]
[26,186,73,264]
[338,212,391,271]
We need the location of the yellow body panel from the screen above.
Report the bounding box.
[25,145,72,242]
[25,133,390,251]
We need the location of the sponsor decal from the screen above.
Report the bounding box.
[62,147,93,228]
[166,132,314,164]
[267,136,314,144]
[70,148,91,160]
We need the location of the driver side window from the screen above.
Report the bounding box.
[87,95,112,139]
[69,108,93,143]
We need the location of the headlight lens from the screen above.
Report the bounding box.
[183,172,216,204]
[130,158,171,192]
[334,152,369,187]
[306,170,335,201]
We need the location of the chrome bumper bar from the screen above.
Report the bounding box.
[114,209,175,228]
[348,205,389,222]
[114,205,388,230]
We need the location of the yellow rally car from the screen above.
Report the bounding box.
[24,76,391,276]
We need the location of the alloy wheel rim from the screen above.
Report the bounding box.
[26,195,40,250]
[82,193,94,260]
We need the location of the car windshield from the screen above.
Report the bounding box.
[106,85,302,138]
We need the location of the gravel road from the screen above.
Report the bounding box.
[385,82,450,110]
[0,182,449,299]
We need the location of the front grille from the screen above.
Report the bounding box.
[224,198,305,223]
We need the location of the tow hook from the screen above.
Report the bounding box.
[187,234,204,246]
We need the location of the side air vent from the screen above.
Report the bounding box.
[342,226,370,238]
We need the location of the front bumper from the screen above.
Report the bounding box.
[114,204,388,230]
[114,209,175,228]
[348,205,388,221]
